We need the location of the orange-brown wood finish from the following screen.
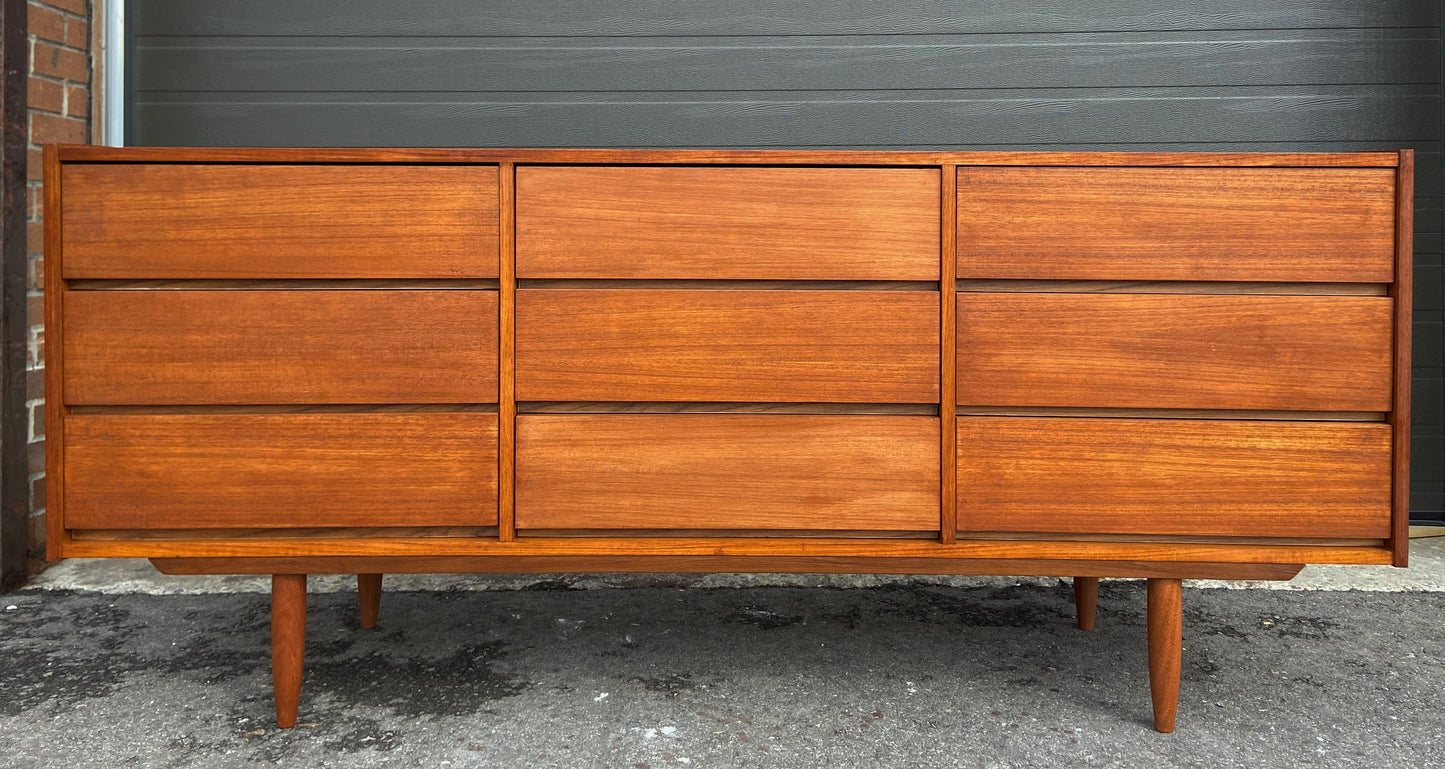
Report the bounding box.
[498,162,518,542]
[43,144,68,560]
[64,413,499,529]
[955,293,1393,411]
[940,164,958,543]
[516,415,939,530]
[64,290,500,404]
[957,417,1392,538]
[1147,578,1183,733]
[55,145,1403,167]
[271,574,307,729]
[516,290,939,403]
[1390,150,1414,566]
[957,167,1395,282]
[64,536,1392,566]
[42,148,1413,734]
[516,166,940,279]
[1074,577,1099,631]
[153,557,1303,582]
[62,164,500,279]
[358,573,381,629]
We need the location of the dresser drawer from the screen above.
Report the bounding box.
[957,417,1392,538]
[516,166,940,279]
[956,293,1393,411]
[516,290,939,403]
[61,164,500,278]
[64,413,499,529]
[516,415,939,530]
[957,167,1395,282]
[64,290,499,404]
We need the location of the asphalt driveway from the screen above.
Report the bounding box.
[2,546,1443,768]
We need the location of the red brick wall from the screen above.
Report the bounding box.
[26,0,92,556]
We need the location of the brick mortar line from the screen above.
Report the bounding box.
[28,71,87,86]
[28,107,87,118]
[30,39,90,56]
[30,39,91,60]
[30,1,91,20]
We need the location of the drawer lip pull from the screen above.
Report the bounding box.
[64,412,500,530]
[957,166,1395,282]
[955,292,1394,412]
[516,289,940,403]
[516,414,940,531]
[957,416,1393,540]
[61,163,502,279]
[63,290,501,405]
[517,165,941,280]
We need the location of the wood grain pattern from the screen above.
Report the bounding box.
[270,574,306,729]
[1074,577,1099,631]
[515,415,939,530]
[76,527,499,541]
[61,164,500,278]
[957,417,1392,538]
[1147,578,1182,733]
[521,402,936,415]
[940,164,958,543]
[498,162,518,542]
[956,293,1393,411]
[955,280,1387,296]
[957,167,1395,281]
[1390,150,1414,566]
[516,290,939,403]
[357,573,381,629]
[516,166,940,279]
[44,144,68,560]
[955,407,1384,421]
[54,145,1403,168]
[64,536,1393,566]
[64,290,499,404]
[64,413,499,529]
[150,556,1306,582]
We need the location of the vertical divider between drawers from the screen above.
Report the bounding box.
[1389,150,1413,566]
[940,165,958,543]
[498,162,518,541]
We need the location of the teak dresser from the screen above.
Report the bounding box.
[44,146,1413,733]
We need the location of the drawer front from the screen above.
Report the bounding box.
[516,415,939,530]
[957,167,1395,282]
[957,417,1392,538]
[516,290,939,403]
[64,290,499,405]
[62,164,500,278]
[516,166,940,279]
[956,293,1393,411]
[64,413,499,529]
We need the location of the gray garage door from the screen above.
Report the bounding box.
[127,0,1444,520]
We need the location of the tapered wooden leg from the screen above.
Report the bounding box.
[1073,577,1099,631]
[1147,577,1182,733]
[358,573,382,629]
[271,574,307,729]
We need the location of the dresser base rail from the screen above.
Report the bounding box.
[150,555,1304,580]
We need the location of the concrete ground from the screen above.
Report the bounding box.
[2,537,1444,768]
